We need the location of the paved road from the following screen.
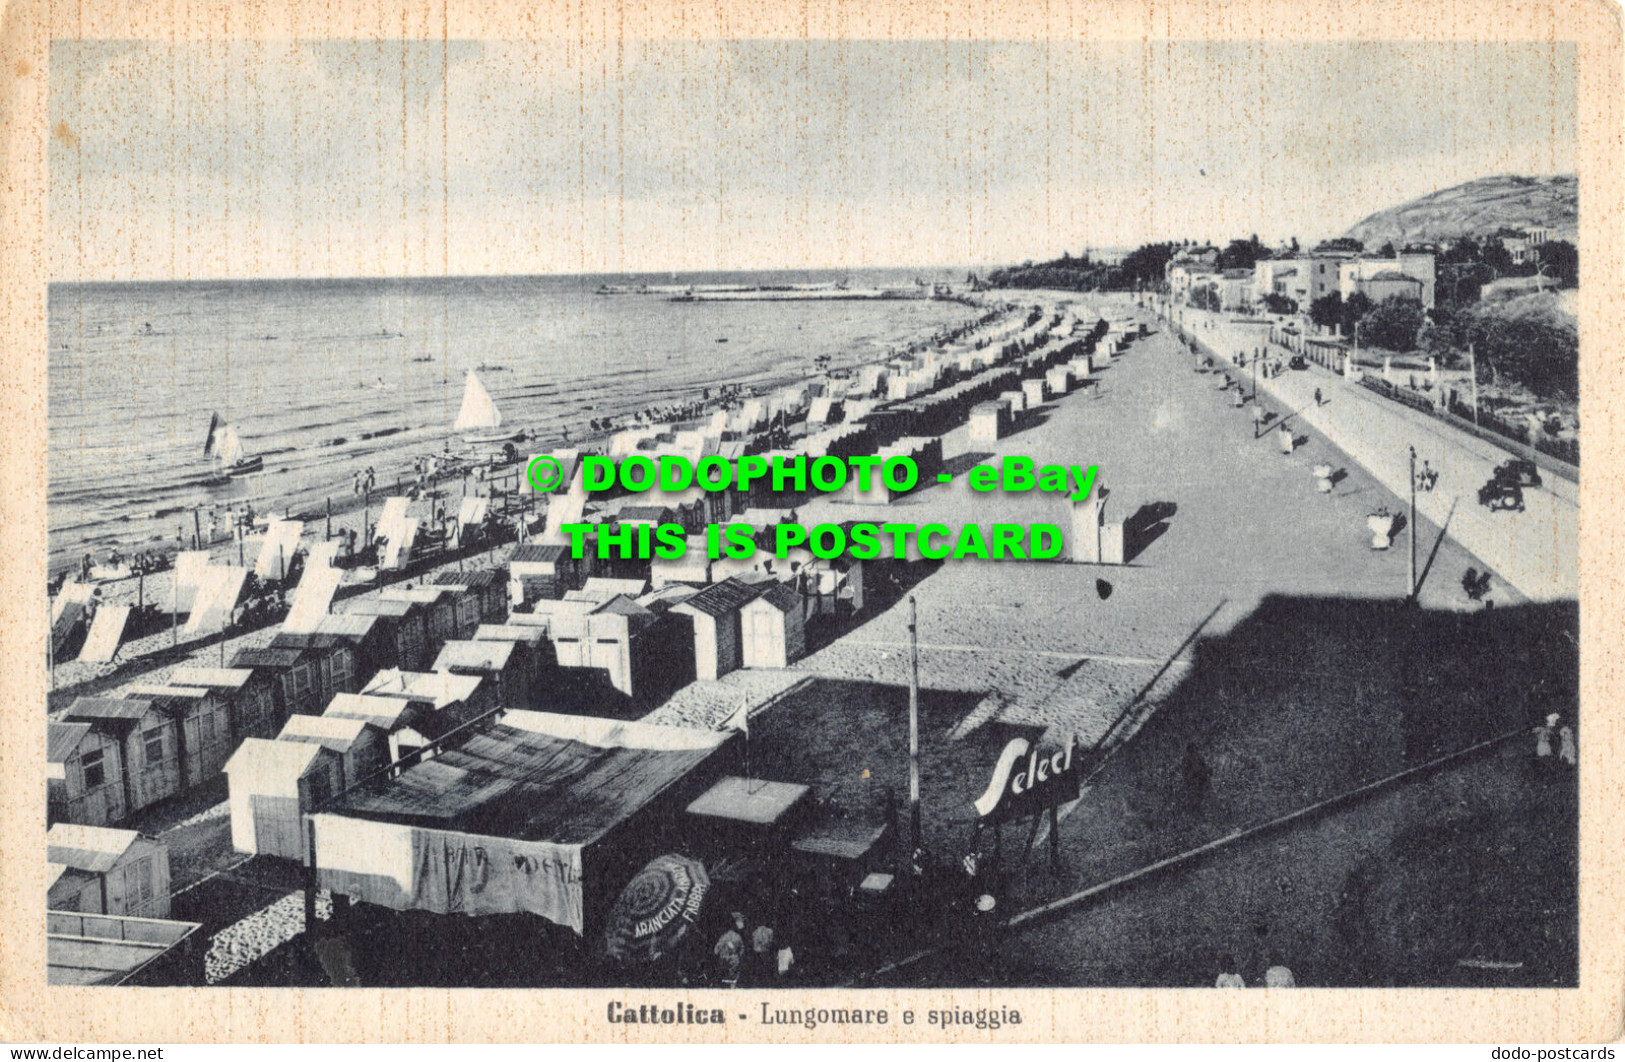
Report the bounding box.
[1160,303,1577,601]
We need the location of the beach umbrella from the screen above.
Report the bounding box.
[602,854,711,964]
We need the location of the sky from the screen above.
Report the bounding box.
[49,39,1577,281]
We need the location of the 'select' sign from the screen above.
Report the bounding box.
[973,736,1079,823]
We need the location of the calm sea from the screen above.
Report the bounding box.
[47,268,974,568]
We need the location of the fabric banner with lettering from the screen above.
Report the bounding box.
[310,815,585,933]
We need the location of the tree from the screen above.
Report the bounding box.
[1481,238,1513,277]
[1537,240,1578,287]
[1262,293,1297,315]
[1289,236,1300,254]
[1459,295,1579,401]
[1189,285,1223,313]
[1342,292,1374,337]
[1309,292,1343,331]
[1118,242,1180,289]
[1357,296,1427,352]
[1314,236,1365,254]
[1378,241,1396,258]
[1218,236,1270,271]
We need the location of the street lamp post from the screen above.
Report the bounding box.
[1408,446,1418,601]
[907,594,922,852]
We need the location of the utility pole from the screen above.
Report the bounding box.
[1408,445,1418,601]
[1468,343,1480,425]
[907,594,921,852]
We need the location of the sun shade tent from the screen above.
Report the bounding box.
[284,564,345,634]
[253,519,305,580]
[306,539,342,570]
[309,711,734,934]
[183,565,249,636]
[170,552,212,613]
[77,605,132,663]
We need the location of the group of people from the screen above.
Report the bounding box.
[711,911,789,987]
[1534,713,1578,768]
[352,466,377,496]
[1215,957,1296,988]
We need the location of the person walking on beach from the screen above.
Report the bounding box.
[353,470,362,496]
[1314,387,1322,407]
[1534,713,1558,763]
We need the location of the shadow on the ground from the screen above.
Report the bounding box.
[1124,502,1177,563]
[802,558,943,655]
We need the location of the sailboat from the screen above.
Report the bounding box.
[454,370,523,444]
[203,412,263,481]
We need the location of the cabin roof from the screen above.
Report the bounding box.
[61,697,154,736]
[231,646,306,670]
[47,722,93,763]
[673,576,770,618]
[440,569,503,590]
[46,823,141,872]
[432,640,515,672]
[510,544,570,564]
[166,667,254,691]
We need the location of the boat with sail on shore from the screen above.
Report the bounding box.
[454,370,524,445]
[202,412,263,483]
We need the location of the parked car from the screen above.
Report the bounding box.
[1493,458,1542,488]
[1288,355,1308,371]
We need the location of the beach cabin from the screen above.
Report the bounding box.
[277,714,389,790]
[223,738,344,860]
[668,577,759,681]
[437,569,507,625]
[417,582,483,641]
[582,596,672,700]
[299,614,395,689]
[431,639,533,712]
[650,536,712,588]
[1022,378,1047,408]
[739,581,807,669]
[167,667,281,743]
[232,640,358,721]
[509,543,589,607]
[381,585,462,647]
[346,598,431,673]
[60,697,185,820]
[361,668,490,736]
[46,823,171,919]
[123,684,236,791]
[580,577,650,601]
[48,721,128,827]
[968,400,1013,446]
[1045,366,1073,397]
[323,692,442,765]
[805,556,865,618]
[999,389,1027,415]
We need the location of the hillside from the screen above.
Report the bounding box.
[1344,174,1576,249]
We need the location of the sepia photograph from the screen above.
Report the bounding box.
[5,0,1621,1044]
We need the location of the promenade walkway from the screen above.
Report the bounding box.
[1161,303,1577,601]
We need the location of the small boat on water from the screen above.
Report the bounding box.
[203,412,263,482]
[454,370,524,445]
